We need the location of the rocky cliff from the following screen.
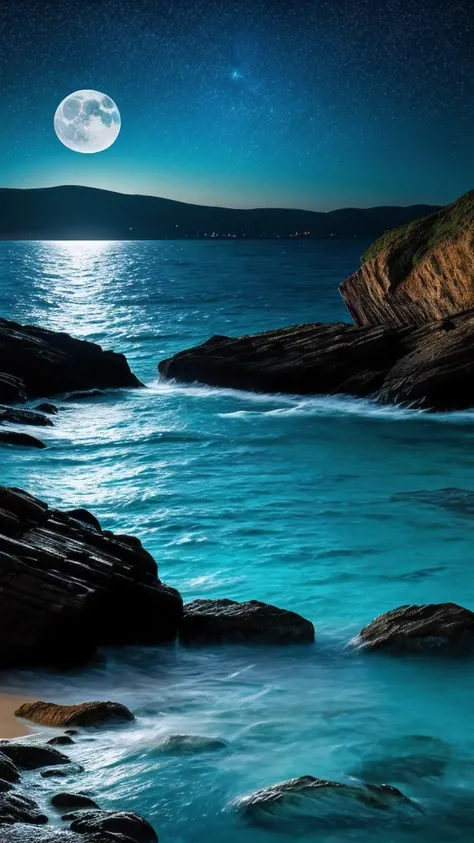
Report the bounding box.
[339,190,474,327]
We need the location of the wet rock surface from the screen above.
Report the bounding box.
[69,810,158,842]
[0,407,53,427]
[358,603,474,653]
[233,775,421,828]
[0,742,70,771]
[180,598,315,644]
[0,430,46,448]
[159,308,474,411]
[0,791,48,825]
[0,486,183,668]
[17,701,135,729]
[51,793,100,811]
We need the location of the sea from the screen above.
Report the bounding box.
[1,239,474,842]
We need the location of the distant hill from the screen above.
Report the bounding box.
[0,185,440,241]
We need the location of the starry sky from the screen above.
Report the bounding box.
[1,0,473,210]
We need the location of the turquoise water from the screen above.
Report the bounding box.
[2,240,474,842]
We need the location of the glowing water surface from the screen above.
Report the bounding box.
[1,240,474,842]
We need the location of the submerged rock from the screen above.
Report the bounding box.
[156,734,228,754]
[0,317,142,399]
[0,486,183,668]
[339,191,474,328]
[64,389,105,401]
[16,701,134,729]
[69,809,158,842]
[0,742,70,770]
[34,403,59,415]
[233,775,421,829]
[350,735,451,784]
[180,598,315,645]
[358,603,474,653]
[40,766,84,779]
[47,737,75,747]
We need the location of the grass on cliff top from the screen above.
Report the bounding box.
[362,189,474,282]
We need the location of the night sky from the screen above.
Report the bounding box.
[1,0,473,210]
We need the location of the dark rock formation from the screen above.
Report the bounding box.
[0,486,183,668]
[65,509,102,531]
[358,603,474,653]
[0,742,70,770]
[17,701,134,729]
[34,403,59,415]
[233,775,421,828]
[0,407,53,427]
[40,767,84,779]
[51,793,100,811]
[0,375,27,404]
[180,598,315,645]
[69,810,158,842]
[339,190,474,327]
[0,792,48,825]
[0,431,46,448]
[0,780,13,792]
[159,309,474,411]
[0,317,141,400]
[0,827,131,842]
[0,753,21,783]
[47,737,75,747]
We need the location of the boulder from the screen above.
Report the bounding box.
[47,737,75,747]
[69,810,158,842]
[0,431,46,448]
[232,775,421,828]
[180,599,314,645]
[0,407,53,427]
[0,742,70,770]
[358,603,474,653]
[40,766,84,779]
[17,701,134,729]
[339,190,474,327]
[0,791,48,825]
[51,793,100,811]
[0,317,142,399]
[34,403,59,415]
[0,486,183,667]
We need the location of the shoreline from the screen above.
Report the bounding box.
[0,693,34,739]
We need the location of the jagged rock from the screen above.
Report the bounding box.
[34,403,59,415]
[17,701,134,728]
[0,742,70,770]
[0,431,46,448]
[47,737,75,747]
[0,752,21,783]
[0,407,53,427]
[0,486,183,668]
[339,191,474,327]
[180,598,315,645]
[0,791,48,824]
[69,810,158,842]
[51,793,100,811]
[233,775,421,828]
[358,603,474,653]
[0,317,141,399]
[159,308,474,411]
[0,780,13,792]
[64,510,101,531]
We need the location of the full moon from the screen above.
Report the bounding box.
[54,90,121,153]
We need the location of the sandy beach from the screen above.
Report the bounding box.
[0,694,34,738]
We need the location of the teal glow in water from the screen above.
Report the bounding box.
[2,240,474,842]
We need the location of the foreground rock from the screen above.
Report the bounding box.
[0,742,69,770]
[0,827,131,841]
[16,701,134,729]
[159,308,474,411]
[0,316,141,401]
[339,190,474,327]
[0,431,46,448]
[358,603,474,653]
[69,810,158,842]
[0,486,183,667]
[180,598,314,644]
[233,775,421,829]
[51,793,99,811]
[0,792,48,825]
[0,407,53,427]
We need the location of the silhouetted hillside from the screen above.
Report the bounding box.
[0,186,440,240]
